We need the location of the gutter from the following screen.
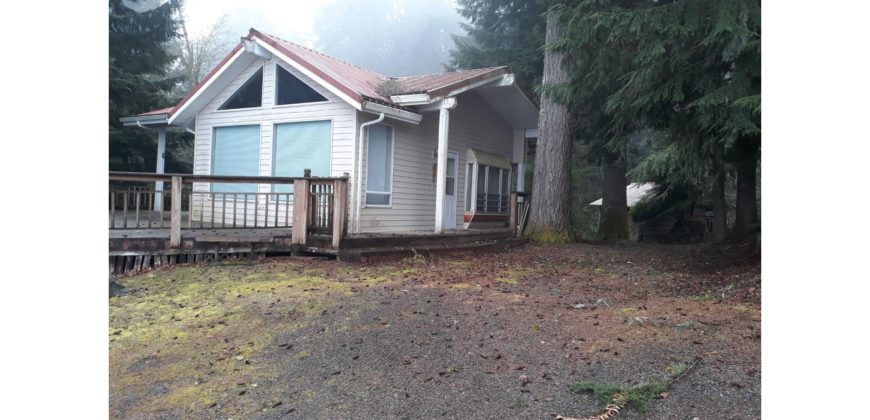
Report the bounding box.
[354,113,385,233]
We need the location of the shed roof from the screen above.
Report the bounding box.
[467,148,511,169]
[589,183,657,207]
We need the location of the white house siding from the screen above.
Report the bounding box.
[190,56,356,226]
[358,91,515,233]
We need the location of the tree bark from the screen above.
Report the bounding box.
[596,159,628,241]
[712,168,727,241]
[526,11,573,243]
[734,149,759,236]
[712,144,727,241]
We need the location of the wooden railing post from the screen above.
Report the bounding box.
[292,179,310,245]
[170,176,182,247]
[509,192,519,232]
[332,179,348,248]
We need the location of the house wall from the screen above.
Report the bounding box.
[357,91,515,233]
[190,56,357,226]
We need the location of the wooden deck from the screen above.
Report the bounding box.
[109,172,528,274]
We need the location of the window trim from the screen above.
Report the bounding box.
[209,124,262,198]
[215,66,265,112]
[272,63,331,108]
[364,123,395,208]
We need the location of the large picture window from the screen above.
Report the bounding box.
[365,124,394,206]
[272,120,332,194]
[211,125,260,193]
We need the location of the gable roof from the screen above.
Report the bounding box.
[130,28,523,122]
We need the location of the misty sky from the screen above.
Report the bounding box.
[183,0,465,47]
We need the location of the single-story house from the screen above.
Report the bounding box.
[120,28,539,236]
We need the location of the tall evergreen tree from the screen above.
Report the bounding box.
[449,0,549,89]
[526,9,574,243]
[556,0,760,238]
[109,0,182,172]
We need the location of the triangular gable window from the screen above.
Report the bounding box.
[218,67,263,110]
[275,65,327,105]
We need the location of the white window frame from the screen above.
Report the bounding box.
[364,123,395,208]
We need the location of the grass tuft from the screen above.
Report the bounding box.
[570,362,690,412]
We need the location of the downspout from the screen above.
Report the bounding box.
[354,113,385,233]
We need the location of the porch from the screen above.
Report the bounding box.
[109,172,529,274]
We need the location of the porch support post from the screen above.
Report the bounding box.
[434,98,457,234]
[170,176,182,248]
[292,179,310,245]
[154,127,167,211]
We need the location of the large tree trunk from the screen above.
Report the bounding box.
[734,149,759,236]
[712,168,727,241]
[712,146,727,241]
[596,159,628,241]
[526,11,573,243]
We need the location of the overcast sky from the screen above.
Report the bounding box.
[181,0,462,48]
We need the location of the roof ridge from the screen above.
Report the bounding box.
[393,66,508,80]
[258,30,389,80]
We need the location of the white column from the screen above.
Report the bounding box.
[154,127,166,211]
[512,129,526,193]
[516,163,526,193]
[434,107,450,234]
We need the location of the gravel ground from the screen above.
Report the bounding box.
[109,240,760,419]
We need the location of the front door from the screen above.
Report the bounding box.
[443,151,458,229]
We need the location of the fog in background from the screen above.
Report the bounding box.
[180,0,469,77]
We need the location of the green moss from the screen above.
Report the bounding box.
[495,267,530,285]
[525,225,573,244]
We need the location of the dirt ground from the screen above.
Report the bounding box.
[109,240,760,419]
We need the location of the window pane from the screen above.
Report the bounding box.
[218,67,263,110]
[446,177,455,195]
[366,124,393,195]
[487,166,500,212]
[476,165,487,211]
[276,65,327,105]
[465,163,474,211]
[501,170,510,195]
[273,120,331,193]
[366,192,390,205]
[212,125,260,193]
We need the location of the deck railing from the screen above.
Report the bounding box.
[109,172,348,248]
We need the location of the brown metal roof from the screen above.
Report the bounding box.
[136,107,174,116]
[133,29,514,118]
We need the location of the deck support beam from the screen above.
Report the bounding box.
[154,127,167,211]
[434,97,457,234]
